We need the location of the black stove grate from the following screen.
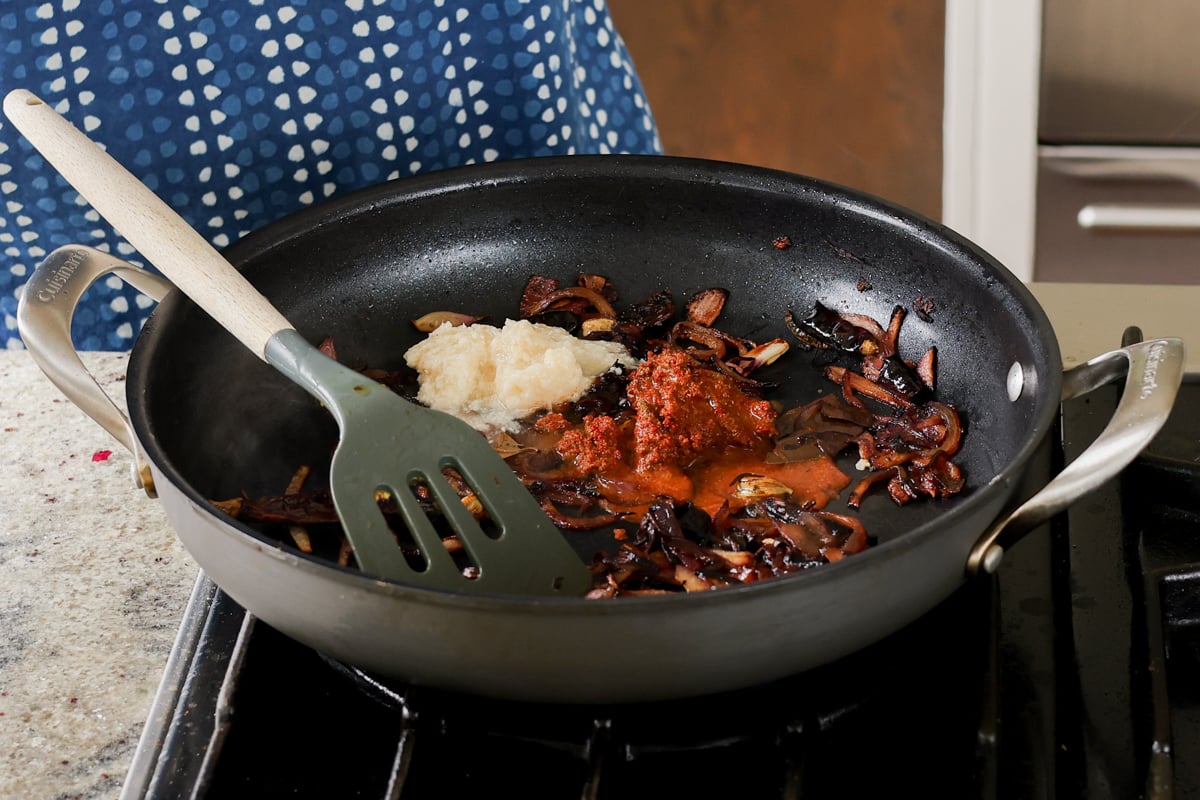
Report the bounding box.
[120,378,1200,800]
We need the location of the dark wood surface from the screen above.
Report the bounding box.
[608,0,945,220]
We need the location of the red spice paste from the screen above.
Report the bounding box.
[554,347,850,517]
[625,347,776,468]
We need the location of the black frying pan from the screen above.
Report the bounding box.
[20,156,1181,702]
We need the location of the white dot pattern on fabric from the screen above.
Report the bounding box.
[0,0,660,350]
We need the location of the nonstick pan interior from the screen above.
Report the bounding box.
[130,155,1060,580]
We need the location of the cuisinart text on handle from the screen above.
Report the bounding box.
[33,249,85,303]
[1140,341,1168,400]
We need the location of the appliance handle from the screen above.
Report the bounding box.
[1077,203,1200,231]
[1040,144,1200,186]
[16,244,173,496]
[966,337,1184,576]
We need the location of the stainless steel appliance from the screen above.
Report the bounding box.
[1035,0,1200,283]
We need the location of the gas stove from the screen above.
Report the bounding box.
[116,319,1200,799]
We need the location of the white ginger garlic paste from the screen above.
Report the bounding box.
[403,319,640,432]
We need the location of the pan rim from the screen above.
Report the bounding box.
[127,153,1064,610]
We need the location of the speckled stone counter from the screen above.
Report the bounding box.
[0,351,197,800]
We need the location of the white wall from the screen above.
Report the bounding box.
[942,0,1042,282]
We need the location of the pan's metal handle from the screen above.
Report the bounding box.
[16,244,173,496]
[966,337,1184,576]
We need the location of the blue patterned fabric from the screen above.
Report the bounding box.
[0,0,660,350]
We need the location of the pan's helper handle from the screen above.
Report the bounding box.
[16,245,173,495]
[3,89,291,360]
[966,337,1184,576]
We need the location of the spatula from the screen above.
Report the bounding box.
[4,88,592,597]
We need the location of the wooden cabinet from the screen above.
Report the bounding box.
[607,0,945,220]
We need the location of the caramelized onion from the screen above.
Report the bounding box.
[686,288,729,327]
[526,286,617,319]
[411,311,485,332]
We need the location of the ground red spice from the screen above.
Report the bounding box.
[535,412,572,433]
[557,414,623,473]
[625,348,775,469]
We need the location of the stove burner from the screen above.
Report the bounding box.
[1130,452,1200,800]
[121,364,1200,800]
[316,582,992,798]
[125,565,997,798]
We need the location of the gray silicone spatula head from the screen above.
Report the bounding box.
[4,88,592,597]
[267,329,593,595]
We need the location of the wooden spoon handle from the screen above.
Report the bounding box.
[3,89,292,360]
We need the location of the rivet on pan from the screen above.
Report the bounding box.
[1007,361,1024,402]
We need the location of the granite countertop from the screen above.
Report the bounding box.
[0,352,197,800]
[0,281,1196,800]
